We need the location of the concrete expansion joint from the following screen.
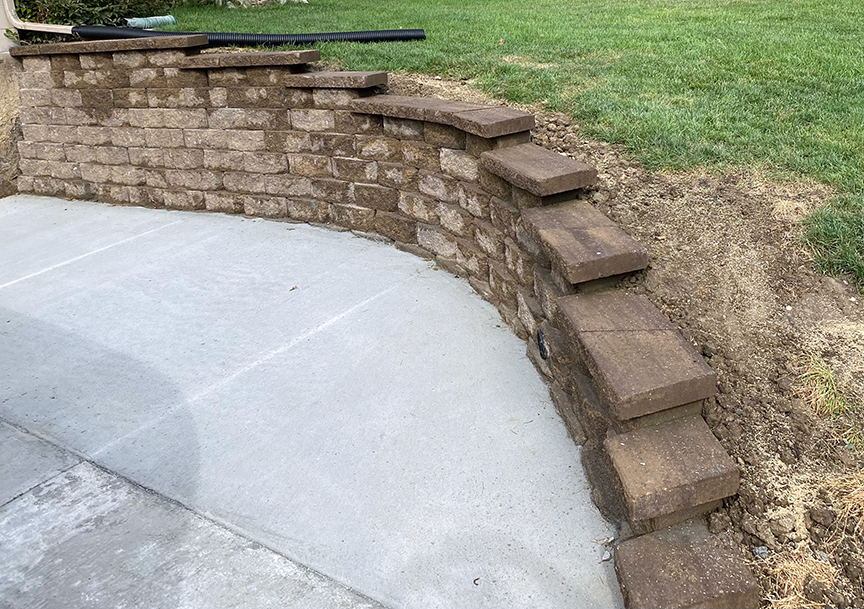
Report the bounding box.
[7,37,758,609]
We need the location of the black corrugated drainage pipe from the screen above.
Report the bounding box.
[70,25,426,46]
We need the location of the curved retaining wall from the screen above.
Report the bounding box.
[10,35,759,608]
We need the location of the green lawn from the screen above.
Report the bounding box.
[171,0,864,285]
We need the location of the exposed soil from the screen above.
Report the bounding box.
[389,72,864,608]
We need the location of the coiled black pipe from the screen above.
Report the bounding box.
[70,25,426,46]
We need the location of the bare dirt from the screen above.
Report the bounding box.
[390,72,864,608]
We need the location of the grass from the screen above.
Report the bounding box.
[801,354,849,416]
[170,0,864,285]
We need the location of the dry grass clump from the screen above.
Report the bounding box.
[765,543,841,609]
[829,469,864,541]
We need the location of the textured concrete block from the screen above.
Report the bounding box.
[440,148,479,181]
[481,144,597,196]
[614,523,760,609]
[353,183,399,212]
[10,35,208,57]
[332,157,377,182]
[557,292,716,420]
[605,417,739,523]
[180,50,320,69]
[356,136,402,162]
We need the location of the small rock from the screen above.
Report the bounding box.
[769,511,796,536]
[803,575,829,603]
[702,345,715,358]
[825,588,847,608]
[810,506,836,527]
[752,546,769,560]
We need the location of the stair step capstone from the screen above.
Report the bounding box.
[350,95,534,138]
[9,35,209,56]
[480,143,597,197]
[605,416,739,524]
[180,49,321,69]
[522,201,648,284]
[614,522,760,609]
[557,292,716,420]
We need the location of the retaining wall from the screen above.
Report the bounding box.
[10,35,760,609]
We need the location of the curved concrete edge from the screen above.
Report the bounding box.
[8,43,755,608]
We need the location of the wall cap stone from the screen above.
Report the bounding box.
[351,95,534,138]
[481,143,597,196]
[270,71,387,89]
[10,35,209,56]
[614,521,760,609]
[180,50,320,69]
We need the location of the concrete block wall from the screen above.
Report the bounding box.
[10,35,760,609]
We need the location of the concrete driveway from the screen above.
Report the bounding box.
[0,195,622,609]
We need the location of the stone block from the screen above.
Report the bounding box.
[384,116,424,140]
[95,146,129,165]
[440,148,479,182]
[243,195,289,218]
[180,50,320,69]
[333,111,383,135]
[207,108,287,130]
[424,122,466,149]
[614,523,760,609]
[162,148,204,170]
[605,417,740,524]
[330,203,375,231]
[291,109,335,132]
[243,151,288,174]
[288,154,332,177]
[353,183,398,211]
[110,128,146,148]
[128,147,165,168]
[436,202,473,237]
[377,162,418,190]
[163,189,205,211]
[184,129,227,149]
[473,219,505,260]
[270,71,387,89]
[313,89,363,110]
[522,201,648,284]
[204,150,243,171]
[489,196,521,239]
[264,175,313,198]
[225,87,311,109]
[147,88,210,109]
[457,182,492,218]
[129,108,207,129]
[223,172,268,194]
[481,143,597,196]
[402,140,442,171]
[49,88,82,108]
[504,238,535,287]
[144,128,185,148]
[454,237,489,279]
[398,191,439,224]
[63,70,129,90]
[516,289,543,337]
[226,130,266,151]
[556,292,716,421]
[356,135,402,162]
[113,51,147,70]
[9,35,208,57]
[417,224,459,258]
[309,132,355,157]
[111,165,146,185]
[164,67,208,88]
[113,88,149,109]
[310,178,350,202]
[18,142,65,161]
[265,130,312,154]
[489,261,519,308]
[64,144,96,163]
[447,106,535,138]
[374,211,416,244]
[205,192,245,214]
[418,172,459,203]
[332,156,377,182]
[79,89,114,109]
[77,53,109,70]
[165,169,221,191]
[19,88,51,107]
[286,198,330,223]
